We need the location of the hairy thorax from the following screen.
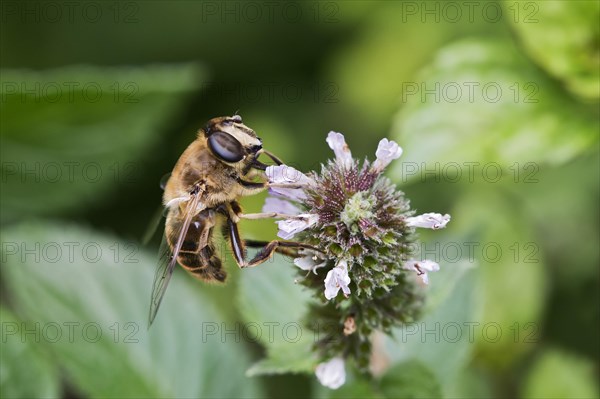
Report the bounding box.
[163,138,259,212]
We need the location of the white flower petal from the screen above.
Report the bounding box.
[269,187,307,201]
[405,213,451,229]
[262,197,301,215]
[266,165,313,200]
[276,213,318,240]
[326,131,352,168]
[266,165,312,185]
[315,357,346,389]
[324,260,351,300]
[294,249,327,274]
[418,259,440,272]
[294,252,327,274]
[372,138,403,172]
[294,256,318,270]
[403,259,440,285]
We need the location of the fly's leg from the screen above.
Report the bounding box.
[240,212,308,220]
[220,202,321,268]
[241,239,319,268]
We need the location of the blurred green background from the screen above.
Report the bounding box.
[1,1,598,398]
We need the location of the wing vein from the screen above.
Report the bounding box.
[148,191,202,327]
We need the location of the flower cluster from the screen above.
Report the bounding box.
[264,132,450,389]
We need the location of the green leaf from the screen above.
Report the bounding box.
[391,38,598,180]
[504,0,600,100]
[521,348,600,399]
[0,306,60,399]
[313,361,444,399]
[314,361,441,399]
[384,260,478,395]
[423,257,474,315]
[454,189,546,370]
[444,366,493,399]
[519,152,600,283]
[237,254,318,375]
[327,2,501,136]
[328,4,454,128]
[383,218,480,394]
[246,334,317,377]
[0,64,204,223]
[324,379,384,399]
[0,222,263,399]
[379,360,442,399]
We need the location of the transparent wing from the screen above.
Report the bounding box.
[148,190,202,327]
[141,173,171,245]
[142,206,169,246]
[147,233,175,328]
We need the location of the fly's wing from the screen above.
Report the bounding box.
[147,232,175,328]
[142,173,172,245]
[148,190,202,327]
[142,206,168,246]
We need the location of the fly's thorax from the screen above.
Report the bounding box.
[163,139,209,205]
[162,138,234,204]
[163,115,267,209]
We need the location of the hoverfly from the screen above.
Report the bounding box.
[148,115,316,326]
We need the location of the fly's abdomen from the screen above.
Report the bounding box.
[166,209,226,283]
[178,245,227,283]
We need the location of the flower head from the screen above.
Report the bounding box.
[315,357,346,389]
[262,132,452,386]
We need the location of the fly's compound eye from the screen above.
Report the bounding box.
[208,131,245,162]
